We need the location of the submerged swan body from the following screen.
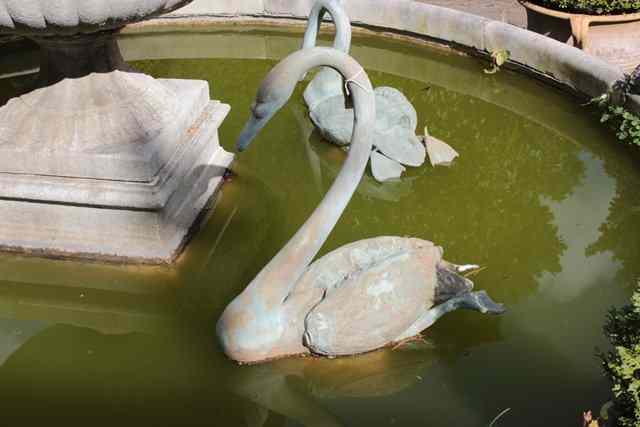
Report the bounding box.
[301,0,457,182]
[216,47,504,364]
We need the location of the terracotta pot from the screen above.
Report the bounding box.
[520,1,640,71]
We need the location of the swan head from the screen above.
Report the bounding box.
[236,74,294,152]
[237,47,370,152]
[237,102,281,152]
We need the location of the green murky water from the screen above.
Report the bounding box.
[0,27,639,426]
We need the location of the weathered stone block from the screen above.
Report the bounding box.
[0,76,233,263]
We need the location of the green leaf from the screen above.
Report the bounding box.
[493,49,510,67]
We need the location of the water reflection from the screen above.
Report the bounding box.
[538,151,618,302]
[586,144,640,285]
[175,172,283,324]
[0,313,500,426]
[232,347,441,427]
[0,319,48,366]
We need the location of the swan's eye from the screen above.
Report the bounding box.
[251,102,266,119]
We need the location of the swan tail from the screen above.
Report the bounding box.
[395,290,505,342]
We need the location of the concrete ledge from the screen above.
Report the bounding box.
[155,0,637,113]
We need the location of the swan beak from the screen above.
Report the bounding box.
[237,114,269,152]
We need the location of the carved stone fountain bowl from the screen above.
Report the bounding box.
[0,0,194,36]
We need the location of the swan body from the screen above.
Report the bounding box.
[294,236,503,356]
[301,0,457,182]
[216,47,504,364]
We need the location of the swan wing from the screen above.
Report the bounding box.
[374,87,418,131]
[309,95,354,146]
[299,237,440,356]
[373,127,426,167]
[370,150,405,182]
[311,97,427,167]
[304,68,344,111]
[372,87,425,168]
[309,87,420,151]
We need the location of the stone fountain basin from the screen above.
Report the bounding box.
[0,0,193,36]
[152,0,639,115]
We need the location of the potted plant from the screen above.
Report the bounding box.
[519,0,640,71]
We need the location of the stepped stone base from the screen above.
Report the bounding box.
[0,75,233,264]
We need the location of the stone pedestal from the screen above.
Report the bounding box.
[0,0,234,263]
[0,71,233,263]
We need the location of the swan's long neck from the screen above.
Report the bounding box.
[243,48,374,307]
[302,0,351,53]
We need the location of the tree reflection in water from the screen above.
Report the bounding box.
[586,143,640,286]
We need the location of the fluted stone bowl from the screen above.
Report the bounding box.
[0,0,194,36]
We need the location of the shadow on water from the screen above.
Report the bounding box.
[0,28,638,427]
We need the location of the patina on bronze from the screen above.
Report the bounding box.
[217,47,504,364]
